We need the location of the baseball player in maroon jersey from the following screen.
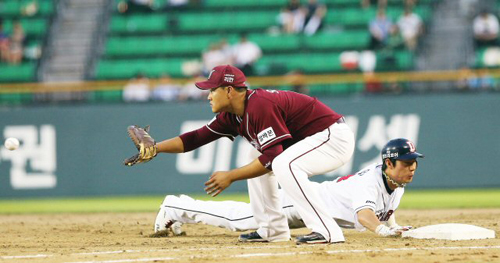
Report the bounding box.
[127,65,355,244]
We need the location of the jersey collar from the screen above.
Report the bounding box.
[381,171,395,194]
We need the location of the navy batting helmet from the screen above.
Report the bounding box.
[381,138,424,161]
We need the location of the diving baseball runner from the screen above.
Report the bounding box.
[154,138,424,237]
[124,65,355,244]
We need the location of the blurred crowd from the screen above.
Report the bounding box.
[122,72,209,102]
[0,0,43,66]
[3,0,499,105]
[0,19,26,65]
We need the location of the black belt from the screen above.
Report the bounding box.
[336,117,345,124]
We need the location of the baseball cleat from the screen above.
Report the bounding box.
[154,206,173,233]
[238,231,266,242]
[295,232,328,244]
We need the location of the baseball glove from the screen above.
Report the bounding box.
[123,125,158,166]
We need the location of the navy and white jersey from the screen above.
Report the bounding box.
[318,163,404,230]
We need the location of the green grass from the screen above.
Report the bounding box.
[399,188,500,209]
[0,194,249,214]
[0,189,499,214]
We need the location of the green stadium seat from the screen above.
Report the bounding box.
[304,31,370,50]
[376,51,414,71]
[475,48,487,68]
[326,6,431,29]
[96,59,184,79]
[256,53,343,75]
[326,8,376,28]
[38,1,55,16]
[106,35,222,56]
[204,0,287,8]
[105,32,300,58]
[308,83,364,96]
[322,0,360,6]
[89,90,124,102]
[0,63,36,82]
[247,34,301,52]
[177,12,278,32]
[0,92,33,104]
[110,14,169,33]
[2,18,48,37]
[324,0,436,7]
[0,0,54,17]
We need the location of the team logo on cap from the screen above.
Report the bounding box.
[208,70,216,79]
[407,141,416,152]
[224,74,234,83]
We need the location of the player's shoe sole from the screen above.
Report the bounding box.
[238,231,266,242]
[238,231,291,242]
[295,232,329,245]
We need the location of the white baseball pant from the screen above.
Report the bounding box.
[160,192,305,232]
[256,122,355,243]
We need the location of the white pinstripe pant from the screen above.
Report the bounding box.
[250,122,355,242]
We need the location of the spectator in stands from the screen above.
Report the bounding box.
[117,0,155,13]
[397,7,423,51]
[123,72,151,102]
[278,0,305,34]
[21,0,39,17]
[363,72,383,94]
[8,21,25,65]
[369,9,397,50]
[302,0,327,36]
[232,34,262,76]
[167,0,189,8]
[152,74,181,101]
[0,19,10,63]
[473,10,499,48]
[361,0,387,9]
[465,68,495,91]
[285,69,308,94]
[178,75,208,101]
[202,41,232,76]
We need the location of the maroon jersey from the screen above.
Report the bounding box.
[207,89,342,152]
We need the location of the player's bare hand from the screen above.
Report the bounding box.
[204,171,233,197]
[392,225,413,233]
[376,224,403,237]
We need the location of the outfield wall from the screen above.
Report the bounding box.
[0,92,499,198]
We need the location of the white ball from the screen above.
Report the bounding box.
[4,138,20,151]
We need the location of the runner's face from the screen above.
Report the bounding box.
[207,87,229,113]
[391,159,418,184]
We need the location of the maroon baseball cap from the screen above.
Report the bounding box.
[195,65,247,90]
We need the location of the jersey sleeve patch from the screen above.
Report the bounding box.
[257,127,277,145]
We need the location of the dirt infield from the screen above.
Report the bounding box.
[1,209,499,263]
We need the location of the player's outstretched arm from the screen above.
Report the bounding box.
[204,159,270,197]
[156,137,184,153]
[357,209,401,237]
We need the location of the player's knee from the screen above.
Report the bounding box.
[272,154,292,178]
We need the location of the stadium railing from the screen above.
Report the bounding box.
[0,68,498,105]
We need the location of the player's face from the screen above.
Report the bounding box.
[207,86,230,113]
[391,159,418,184]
